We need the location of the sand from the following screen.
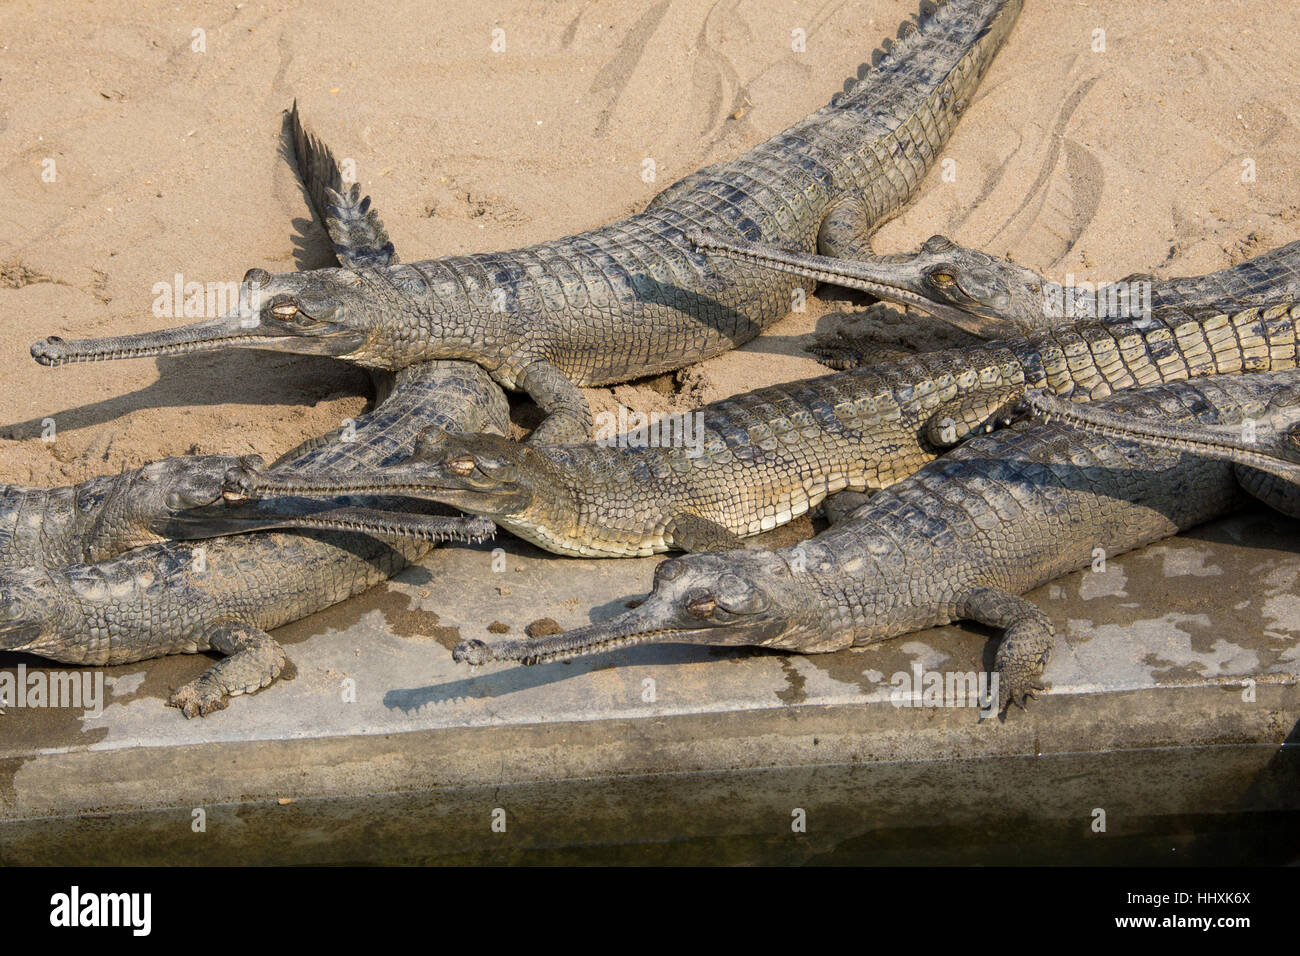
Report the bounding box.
[2,0,1299,485]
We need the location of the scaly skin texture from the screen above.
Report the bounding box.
[228,300,1300,557]
[692,232,1300,341]
[0,360,510,716]
[30,0,1022,442]
[453,371,1300,715]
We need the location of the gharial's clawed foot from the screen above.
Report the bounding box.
[993,616,1052,718]
[997,675,1047,715]
[994,648,1050,717]
[167,679,231,718]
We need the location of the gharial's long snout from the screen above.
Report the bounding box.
[31,314,274,367]
[1022,387,1300,487]
[218,462,451,503]
[453,549,840,666]
[217,443,536,518]
[453,568,789,667]
[452,602,711,667]
[31,278,370,367]
[690,231,1044,338]
[138,455,494,545]
[177,494,497,545]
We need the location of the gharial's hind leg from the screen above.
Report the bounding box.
[518,359,594,445]
[665,513,745,552]
[925,386,1026,449]
[804,304,914,370]
[168,621,290,718]
[958,586,1054,715]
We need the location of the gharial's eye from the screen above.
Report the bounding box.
[686,594,717,618]
[929,271,956,286]
[446,456,476,477]
[655,561,683,583]
[270,300,300,319]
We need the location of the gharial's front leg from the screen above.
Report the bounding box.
[665,512,745,552]
[821,490,875,524]
[957,586,1053,715]
[517,359,594,444]
[167,621,289,718]
[816,196,881,261]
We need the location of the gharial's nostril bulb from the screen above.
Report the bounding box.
[453,640,489,665]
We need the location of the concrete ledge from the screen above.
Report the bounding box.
[3,510,1299,863]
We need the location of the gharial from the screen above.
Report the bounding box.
[30,0,1023,443]
[450,370,1300,715]
[224,300,1300,557]
[219,209,1300,557]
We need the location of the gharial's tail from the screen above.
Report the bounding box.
[768,0,1023,240]
[288,100,397,269]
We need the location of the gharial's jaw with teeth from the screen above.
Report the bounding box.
[219,464,536,519]
[32,316,269,366]
[30,315,369,367]
[1022,388,1300,484]
[115,453,496,544]
[221,466,448,501]
[176,493,498,544]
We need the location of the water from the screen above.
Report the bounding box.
[5,741,1298,865]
